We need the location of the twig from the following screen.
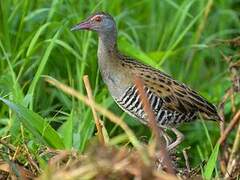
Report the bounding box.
[83,75,105,145]
[218,88,231,173]
[44,76,149,164]
[219,88,232,135]
[225,123,240,178]
[216,36,240,47]
[49,151,69,166]
[230,92,236,113]
[20,124,39,173]
[218,50,240,177]
[218,110,240,144]
[23,143,40,173]
[0,139,16,152]
[134,77,162,148]
[183,147,191,173]
[134,77,175,174]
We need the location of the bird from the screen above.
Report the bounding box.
[71,12,221,150]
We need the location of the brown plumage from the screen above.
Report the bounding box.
[71,12,221,149]
[123,56,220,119]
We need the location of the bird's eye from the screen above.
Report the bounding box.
[94,16,102,22]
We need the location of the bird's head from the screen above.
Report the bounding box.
[71,12,116,33]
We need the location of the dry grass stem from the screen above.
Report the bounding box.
[134,77,175,175]
[225,123,240,178]
[44,76,149,162]
[0,138,16,152]
[83,75,105,145]
[183,147,191,173]
[38,146,179,180]
[218,110,240,145]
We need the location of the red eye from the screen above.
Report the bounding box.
[95,16,102,22]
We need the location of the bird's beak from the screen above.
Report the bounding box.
[71,20,91,31]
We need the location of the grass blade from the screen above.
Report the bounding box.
[26,22,51,57]
[58,111,73,149]
[0,97,65,149]
[203,143,220,179]
[27,29,61,109]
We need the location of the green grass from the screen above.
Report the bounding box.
[0,0,239,179]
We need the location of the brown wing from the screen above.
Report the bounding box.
[126,61,221,121]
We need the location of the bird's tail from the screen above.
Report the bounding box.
[200,111,223,122]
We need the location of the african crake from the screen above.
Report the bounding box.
[71,12,221,150]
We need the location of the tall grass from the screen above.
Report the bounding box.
[0,0,239,178]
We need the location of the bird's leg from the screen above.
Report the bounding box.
[161,130,173,147]
[167,128,184,151]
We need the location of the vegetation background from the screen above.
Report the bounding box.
[0,0,239,179]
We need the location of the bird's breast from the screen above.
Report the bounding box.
[97,54,132,99]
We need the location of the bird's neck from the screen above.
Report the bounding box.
[97,30,130,98]
[98,30,118,56]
